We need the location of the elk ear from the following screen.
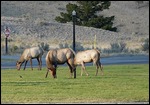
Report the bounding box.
[16,61,21,64]
[16,61,18,65]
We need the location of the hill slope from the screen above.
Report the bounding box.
[1,1,149,51]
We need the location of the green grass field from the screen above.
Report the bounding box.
[1,64,149,103]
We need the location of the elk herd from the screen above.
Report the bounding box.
[16,46,103,79]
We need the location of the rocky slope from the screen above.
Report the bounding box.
[1,1,149,50]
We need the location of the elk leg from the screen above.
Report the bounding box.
[81,62,88,76]
[39,57,42,70]
[45,68,56,78]
[45,69,50,78]
[46,66,57,78]
[29,58,33,70]
[95,62,99,76]
[24,61,28,70]
[38,56,42,70]
[67,62,73,78]
[80,62,84,76]
[67,59,76,78]
[80,66,83,76]
[99,62,103,75]
[37,57,40,70]
[52,68,57,78]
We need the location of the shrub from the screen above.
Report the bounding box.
[40,42,49,51]
[141,38,149,52]
[35,18,49,26]
[59,42,85,51]
[70,42,84,51]
[102,42,128,53]
[59,43,64,49]
[9,45,18,53]
[59,43,69,49]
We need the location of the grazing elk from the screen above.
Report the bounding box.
[45,48,76,78]
[16,46,44,70]
[74,49,103,76]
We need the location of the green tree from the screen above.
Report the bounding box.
[55,3,78,23]
[55,1,117,32]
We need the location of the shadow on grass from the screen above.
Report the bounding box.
[1,81,48,86]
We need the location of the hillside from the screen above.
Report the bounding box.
[1,1,149,52]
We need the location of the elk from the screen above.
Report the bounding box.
[74,49,103,76]
[16,46,44,70]
[45,48,76,78]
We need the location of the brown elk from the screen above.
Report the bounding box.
[45,48,76,78]
[74,49,103,76]
[16,46,44,70]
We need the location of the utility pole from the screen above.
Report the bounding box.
[72,10,76,78]
[4,26,10,54]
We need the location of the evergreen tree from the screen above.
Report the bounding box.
[55,1,117,32]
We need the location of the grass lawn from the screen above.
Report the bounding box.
[1,64,149,103]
